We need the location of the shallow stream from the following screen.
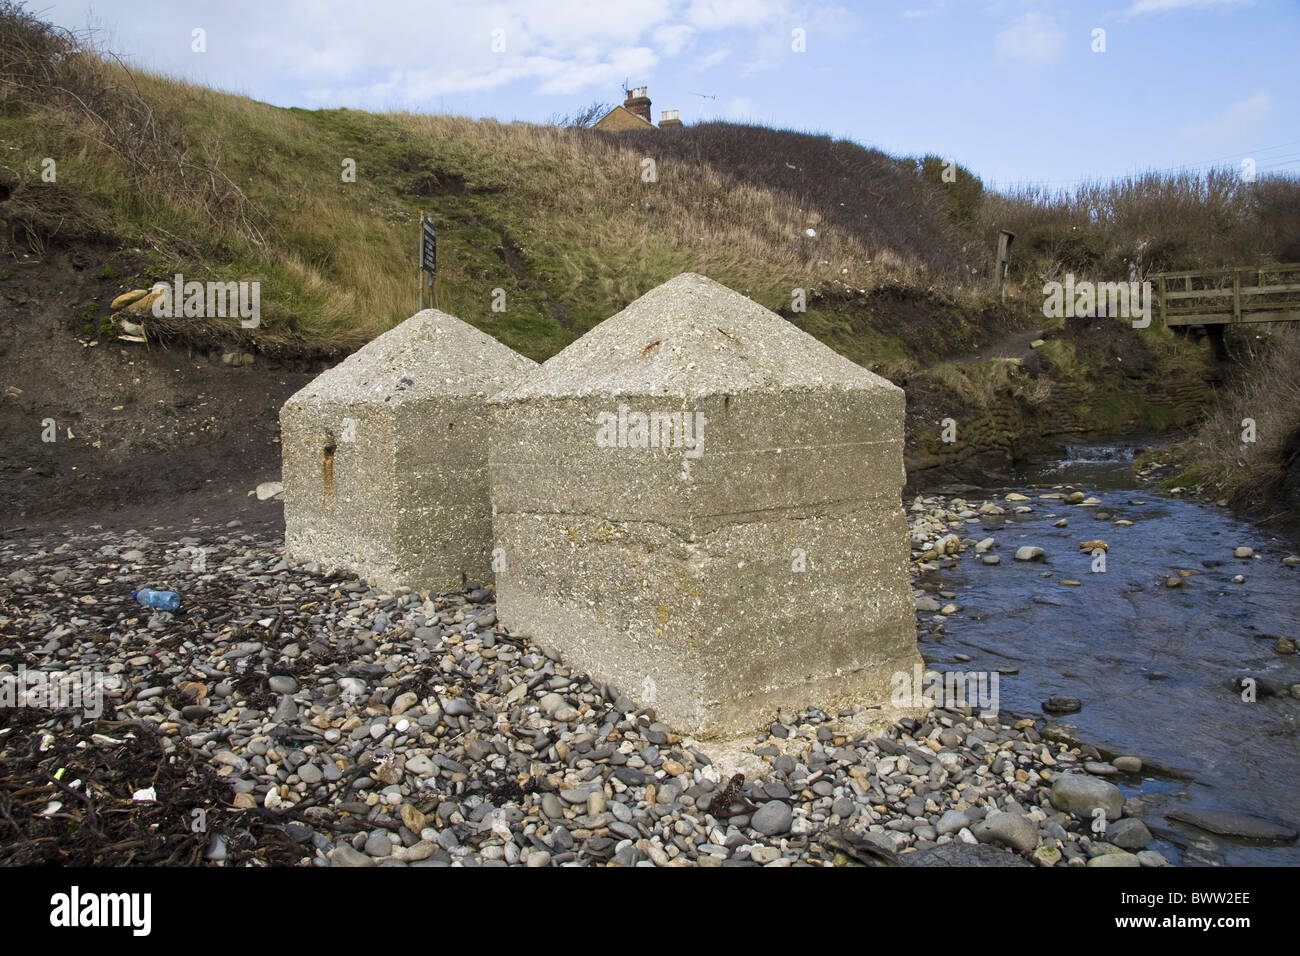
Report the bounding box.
[917,442,1300,866]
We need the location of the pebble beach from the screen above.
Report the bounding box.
[5,484,1257,867]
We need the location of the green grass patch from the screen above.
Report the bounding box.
[1090,391,1179,432]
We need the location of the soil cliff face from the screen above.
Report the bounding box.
[0,245,324,532]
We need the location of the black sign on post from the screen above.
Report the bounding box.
[418,213,436,310]
[421,217,437,276]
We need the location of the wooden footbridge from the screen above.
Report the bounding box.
[1154,263,1300,327]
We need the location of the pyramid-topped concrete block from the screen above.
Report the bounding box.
[489,273,920,737]
[281,309,536,592]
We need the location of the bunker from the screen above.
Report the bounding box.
[280,309,536,592]
[488,273,920,737]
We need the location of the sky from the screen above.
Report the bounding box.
[38,0,1300,192]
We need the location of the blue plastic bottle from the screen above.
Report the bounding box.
[132,589,181,611]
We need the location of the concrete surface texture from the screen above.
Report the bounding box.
[280,309,536,592]
[489,272,921,738]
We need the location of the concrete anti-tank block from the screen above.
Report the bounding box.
[280,309,536,592]
[489,273,920,737]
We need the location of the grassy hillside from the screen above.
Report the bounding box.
[4,1,1300,506]
[4,3,1297,357]
[0,3,1006,366]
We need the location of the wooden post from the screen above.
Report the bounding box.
[994,230,1015,300]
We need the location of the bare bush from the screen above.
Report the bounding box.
[548,101,613,128]
[0,0,266,248]
[986,169,1300,285]
[1175,325,1300,511]
[587,121,977,284]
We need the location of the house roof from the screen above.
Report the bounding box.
[592,105,656,131]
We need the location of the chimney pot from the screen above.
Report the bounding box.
[623,85,652,123]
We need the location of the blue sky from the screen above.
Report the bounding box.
[41,0,1300,191]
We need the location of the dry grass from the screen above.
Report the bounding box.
[388,112,898,299]
[599,122,974,283]
[1014,374,1054,407]
[2,0,974,358]
[1172,326,1300,507]
[0,6,266,247]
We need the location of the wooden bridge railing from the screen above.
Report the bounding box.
[1155,263,1300,327]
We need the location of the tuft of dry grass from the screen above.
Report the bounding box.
[925,358,1018,407]
[1013,373,1053,407]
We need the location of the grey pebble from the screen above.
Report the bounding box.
[364,831,393,858]
[751,801,793,836]
[268,675,299,694]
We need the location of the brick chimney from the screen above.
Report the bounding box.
[658,108,682,129]
[623,86,651,124]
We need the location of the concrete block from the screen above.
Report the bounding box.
[280,309,536,592]
[489,273,920,737]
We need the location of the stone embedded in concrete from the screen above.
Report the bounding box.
[280,309,536,592]
[488,272,921,738]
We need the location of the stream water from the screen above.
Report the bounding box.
[917,442,1300,866]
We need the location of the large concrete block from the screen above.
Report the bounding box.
[280,309,536,592]
[489,273,920,737]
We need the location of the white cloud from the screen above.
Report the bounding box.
[1126,0,1252,16]
[995,12,1067,66]
[1178,90,1271,145]
[693,47,732,70]
[902,1,944,18]
[732,3,860,76]
[725,95,757,120]
[654,24,695,57]
[684,0,789,31]
[42,0,813,109]
[534,48,661,95]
